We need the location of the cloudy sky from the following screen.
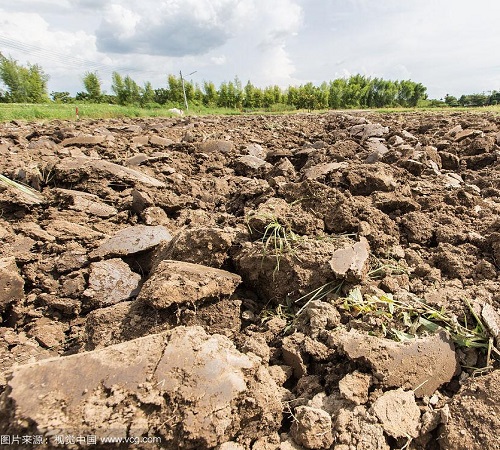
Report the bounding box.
[0,0,499,100]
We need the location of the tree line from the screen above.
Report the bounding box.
[444,92,500,107]
[0,53,496,110]
[74,72,430,110]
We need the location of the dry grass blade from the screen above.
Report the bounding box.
[295,280,343,316]
[0,173,45,203]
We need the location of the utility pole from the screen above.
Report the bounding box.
[179,70,197,111]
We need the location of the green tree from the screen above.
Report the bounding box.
[286,85,300,108]
[232,76,243,108]
[444,94,459,107]
[294,82,327,110]
[193,83,204,104]
[154,88,169,105]
[167,74,184,104]
[489,90,500,105]
[227,80,242,108]
[262,86,275,108]
[409,82,427,107]
[124,75,141,105]
[51,91,72,103]
[328,79,346,109]
[202,81,218,106]
[140,81,155,106]
[0,56,49,103]
[111,72,141,105]
[243,81,261,108]
[469,93,489,106]
[82,71,102,102]
[397,80,415,107]
[217,82,230,107]
[111,72,125,104]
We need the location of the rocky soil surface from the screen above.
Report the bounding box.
[0,111,499,449]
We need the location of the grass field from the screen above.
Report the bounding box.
[0,102,499,122]
[0,103,249,122]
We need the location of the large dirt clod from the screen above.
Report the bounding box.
[371,388,421,439]
[329,236,370,282]
[338,330,459,397]
[290,406,334,449]
[90,225,172,259]
[55,156,165,187]
[137,260,241,309]
[0,326,283,449]
[83,258,141,308]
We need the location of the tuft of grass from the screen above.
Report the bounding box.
[260,280,344,333]
[38,164,56,187]
[341,288,500,365]
[247,214,301,276]
[261,218,300,272]
[261,296,296,325]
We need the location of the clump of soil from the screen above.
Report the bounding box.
[0,111,499,449]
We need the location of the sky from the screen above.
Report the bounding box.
[0,0,499,100]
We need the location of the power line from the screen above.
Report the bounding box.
[0,36,112,73]
[0,34,167,77]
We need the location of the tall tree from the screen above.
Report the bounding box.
[111,72,126,104]
[217,82,229,107]
[202,81,218,106]
[141,81,155,106]
[444,94,459,107]
[167,74,184,104]
[243,81,257,108]
[82,71,102,102]
[154,88,169,105]
[328,79,346,109]
[409,82,427,107]
[123,75,141,104]
[111,72,141,105]
[0,56,49,103]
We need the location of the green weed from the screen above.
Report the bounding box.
[341,288,499,363]
[261,218,300,272]
[38,165,56,187]
[260,281,343,333]
[247,214,301,276]
[261,296,295,325]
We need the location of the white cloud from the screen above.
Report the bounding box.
[94,0,302,64]
[290,0,500,97]
[1,0,499,98]
[0,0,72,13]
[95,0,236,56]
[211,56,226,66]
